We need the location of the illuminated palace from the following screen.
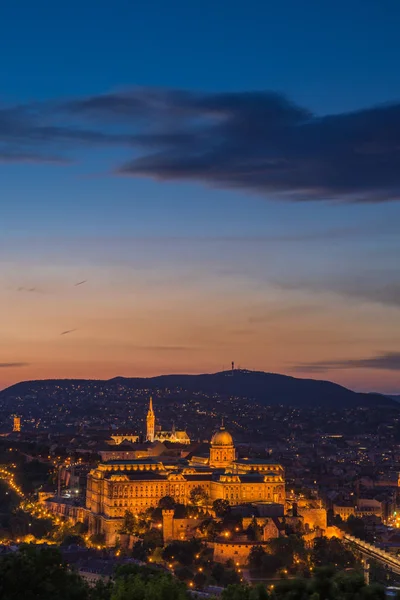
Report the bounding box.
[85,402,285,543]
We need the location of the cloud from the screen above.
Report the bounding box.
[294,351,400,372]
[276,277,400,308]
[0,362,30,368]
[68,89,400,202]
[16,286,49,294]
[60,329,77,336]
[2,88,400,202]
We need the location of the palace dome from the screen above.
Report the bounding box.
[211,427,234,447]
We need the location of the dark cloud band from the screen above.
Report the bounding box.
[294,351,400,372]
[2,88,400,202]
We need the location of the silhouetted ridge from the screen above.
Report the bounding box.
[0,369,395,409]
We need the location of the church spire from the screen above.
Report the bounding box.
[146,396,155,442]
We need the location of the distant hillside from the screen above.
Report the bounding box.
[389,395,400,403]
[0,370,396,409]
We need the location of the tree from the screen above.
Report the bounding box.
[221,583,253,600]
[211,562,226,584]
[222,512,243,533]
[111,571,188,600]
[261,553,283,577]
[273,577,309,600]
[221,583,272,600]
[194,570,207,589]
[213,499,231,518]
[222,569,241,586]
[60,534,86,547]
[89,532,106,547]
[119,510,138,535]
[199,517,221,540]
[246,516,262,541]
[158,496,176,510]
[311,536,356,570]
[142,527,163,550]
[74,521,89,535]
[131,541,147,561]
[162,540,202,567]
[189,486,209,506]
[88,579,112,600]
[0,546,88,600]
[174,566,194,582]
[345,515,372,542]
[248,546,266,571]
[267,535,306,569]
[174,503,188,518]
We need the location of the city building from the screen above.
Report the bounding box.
[84,423,285,544]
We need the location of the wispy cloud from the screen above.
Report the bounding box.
[0,362,30,368]
[60,329,77,336]
[294,351,400,372]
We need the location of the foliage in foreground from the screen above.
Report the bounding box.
[0,545,393,600]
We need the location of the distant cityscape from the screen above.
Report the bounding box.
[1,369,400,594]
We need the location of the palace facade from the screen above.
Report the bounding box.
[85,419,285,544]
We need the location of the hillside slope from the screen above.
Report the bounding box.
[0,370,395,409]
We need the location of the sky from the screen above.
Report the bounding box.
[1,0,400,393]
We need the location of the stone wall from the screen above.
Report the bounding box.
[213,541,267,566]
[298,508,327,532]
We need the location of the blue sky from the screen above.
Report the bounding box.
[0,0,399,392]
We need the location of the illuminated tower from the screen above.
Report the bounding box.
[146,397,155,442]
[13,415,21,432]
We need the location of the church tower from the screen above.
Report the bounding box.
[146,397,155,442]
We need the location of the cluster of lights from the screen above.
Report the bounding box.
[0,467,24,498]
[0,464,69,546]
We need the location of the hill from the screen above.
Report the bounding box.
[389,395,400,403]
[0,369,396,409]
